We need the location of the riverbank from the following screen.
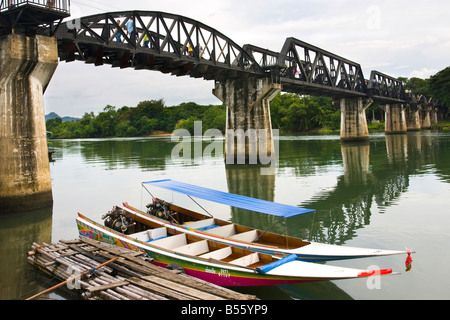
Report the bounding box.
[315,120,450,134]
[147,131,173,137]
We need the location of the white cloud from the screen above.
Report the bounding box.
[409,68,439,79]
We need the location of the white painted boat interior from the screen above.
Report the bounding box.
[199,246,232,260]
[150,233,187,249]
[205,224,236,237]
[131,227,167,242]
[229,253,260,267]
[174,240,210,256]
[182,218,215,229]
[130,228,267,268]
[229,230,258,242]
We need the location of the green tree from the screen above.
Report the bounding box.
[46,117,62,132]
[404,77,431,97]
[115,120,131,137]
[428,67,450,107]
[174,116,200,134]
[137,116,158,135]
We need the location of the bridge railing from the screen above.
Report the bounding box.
[276,37,367,97]
[56,11,263,78]
[0,0,70,13]
[367,70,405,102]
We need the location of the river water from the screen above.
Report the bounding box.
[1,130,450,300]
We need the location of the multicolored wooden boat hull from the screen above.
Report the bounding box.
[76,213,396,287]
[122,203,410,262]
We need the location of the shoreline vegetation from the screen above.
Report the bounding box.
[46,70,449,139]
[46,95,449,140]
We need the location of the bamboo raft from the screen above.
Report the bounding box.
[27,237,257,300]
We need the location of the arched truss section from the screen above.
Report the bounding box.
[368,71,405,103]
[276,37,368,99]
[54,11,263,81]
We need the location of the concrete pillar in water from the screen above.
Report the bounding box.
[0,34,58,214]
[213,77,281,163]
[337,97,372,142]
[405,104,421,131]
[431,107,438,125]
[384,104,407,134]
[421,107,432,130]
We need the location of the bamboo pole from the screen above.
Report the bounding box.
[26,256,119,300]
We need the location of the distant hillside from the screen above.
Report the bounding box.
[45,112,80,122]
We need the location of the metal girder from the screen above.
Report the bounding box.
[53,11,263,81]
[0,0,70,36]
[38,9,444,109]
[276,37,367,99]
[367,70,406,103]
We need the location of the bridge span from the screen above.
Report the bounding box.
[0,3,446,213]
[49,11,445,140]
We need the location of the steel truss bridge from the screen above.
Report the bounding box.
[1,9,446,110]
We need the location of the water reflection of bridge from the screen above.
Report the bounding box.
[225,132,449,246]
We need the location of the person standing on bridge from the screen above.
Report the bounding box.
[116,20,123,43]
[126,18,136,42]
[7,0,16,9]
[143,34,150,47]
[46,0,55,9]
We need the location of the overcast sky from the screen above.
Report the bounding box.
[44,0,450,118]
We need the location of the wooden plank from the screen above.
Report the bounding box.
[87,281,129,293]
[126,277,199,300]
[28,237,258,300]
[140,275,225,300]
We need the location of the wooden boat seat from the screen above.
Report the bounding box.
[199,246,233,260]
[174,240,209,256]
[146,227,168,241]
[229,230,258,242]
[150,233,187,250]
[229,253,260,267]
[205,224,236,238]
[131,230,151,242]
[182,218,215,230]
[131,227,168,242]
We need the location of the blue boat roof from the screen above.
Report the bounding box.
[142,179,315,218]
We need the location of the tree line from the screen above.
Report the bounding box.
[399,66,450,107]
[46,95,342,139]
[46,67,449,139]
[46,100,226,139]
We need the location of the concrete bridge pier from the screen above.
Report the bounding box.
[405,105,421,131]
[337,97,372,142]
[0,34,58,214]
[213,77,282,163]
[421,107,432,130]
[431,108,439,125]
[384,104,407,134]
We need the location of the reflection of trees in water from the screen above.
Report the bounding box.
[225,165,280,231]
[0,207,53,300]
[53,138,173,171]
[226,132,450,246]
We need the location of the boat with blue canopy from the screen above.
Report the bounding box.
[77,212,397,287]
[113,179,412,262]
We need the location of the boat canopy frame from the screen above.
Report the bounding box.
[142,179,315,218]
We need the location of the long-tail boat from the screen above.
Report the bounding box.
[77,212,397,287]
[116,179,412,262]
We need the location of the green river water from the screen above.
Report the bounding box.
[1,131,450,300]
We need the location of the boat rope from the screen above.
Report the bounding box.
[141,182,155,198]
[254,217,286,242]
[308,209,317,242]
[187,195,214,218]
